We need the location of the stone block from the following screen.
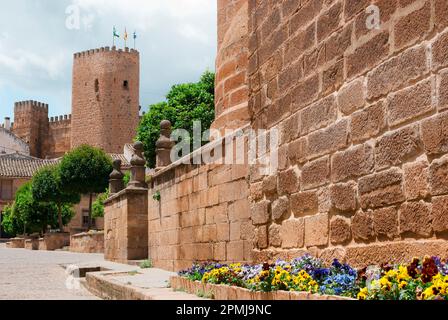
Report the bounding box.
[306,120,349,159]
[291,191,319,217]
[387,78,434,127]
[280,218,305,249]
[301,156,330,190]
[337,78,365,116]
[304,213,329,247]
[359,168,405,209]
[256,226,268,249]
[330,182,357,212]
[375,125,422,170]
[346,31,389,79]
[330,216,351,245]
[403,160,429,200]
[272,196,290,222]
[300,95,337,135]
[372,206,399,239]
[421,112,448,156]
[331,144,374,182]
[278,167,300,195]
[288,138,307,165]
[394,1,431,51]
[432,195,448,233]
[367,44,427,100]
[352,210,375,241]
[251,200,271,225]
[317,2,342,42]
[268,224,282,247]
[351,102,386,143]
[429,155,448,196]
[399,201,432,237]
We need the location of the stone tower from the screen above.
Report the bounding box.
[12,101,49,158]
[71,47,140,154]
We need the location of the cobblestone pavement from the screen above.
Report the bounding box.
[0,243,103,300]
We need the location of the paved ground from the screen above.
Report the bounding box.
[0,243,106,300]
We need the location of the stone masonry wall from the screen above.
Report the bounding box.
[247,0,448,267]
[212,0,251,132]
[47,116,72,158]
[148,135,252,271]
[71,47,140,154]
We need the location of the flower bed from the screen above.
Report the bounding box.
[177,255,448,300]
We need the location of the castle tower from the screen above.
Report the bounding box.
[12,101,49,158]
[71,47,140,154]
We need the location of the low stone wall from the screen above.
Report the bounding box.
[70,232,104,253]
[37,233,70,251]
[170,277,354,300]
[7,238,25,248]
[25,239,39,250]
[148,131,252,271]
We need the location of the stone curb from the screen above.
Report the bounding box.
[170,276,356,300]
[84,271,204,300]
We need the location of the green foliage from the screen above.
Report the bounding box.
[153,191,161,201]
[3,183,74,236]
[92,189,110,218]
[59,145,113,195]
[139,259,153,269]
[1,205,17,236]
[32,166,81,205]
[136,71,215,167]
[123,171,131,187]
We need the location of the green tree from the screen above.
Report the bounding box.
[4,183,74,235]
[32,165,81,231]
[59,145,113,229]
[1,205,17,236]
[137,71,215,167]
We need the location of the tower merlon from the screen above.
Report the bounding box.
[73,47,138,59]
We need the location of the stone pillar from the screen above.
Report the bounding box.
[128,141,147,189]
[109,159,124,195]
[156,120,174,170]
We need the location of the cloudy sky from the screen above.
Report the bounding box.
[0,0,217,121]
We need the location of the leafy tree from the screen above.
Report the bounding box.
[1,205,17,236]
[59,145,113,229]
[137,71,215,167]
[32,165,81,231]
[3,183,74,236]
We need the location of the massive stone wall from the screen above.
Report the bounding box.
[247,0,448,266]
[47,115,71,159]
[12,101,49,158]
[71,47,140,154]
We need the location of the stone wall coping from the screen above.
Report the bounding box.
[104,186,148,205]
[150,124,250,181]
[71,231,105,238]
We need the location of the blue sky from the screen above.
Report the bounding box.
[0,0,217,121]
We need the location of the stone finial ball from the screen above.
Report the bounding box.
[133,141,144,151]
[160,120,172,130]
[113,159,122,169]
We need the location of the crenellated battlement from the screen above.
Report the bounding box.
[49,114,71,123]
[73,46,139,59]
[14,100,49,113]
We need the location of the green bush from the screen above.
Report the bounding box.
[136,71,215,168]
[2,182,74,236]
[59,145,113,229]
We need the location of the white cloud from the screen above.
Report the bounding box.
[0,0,217,119]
